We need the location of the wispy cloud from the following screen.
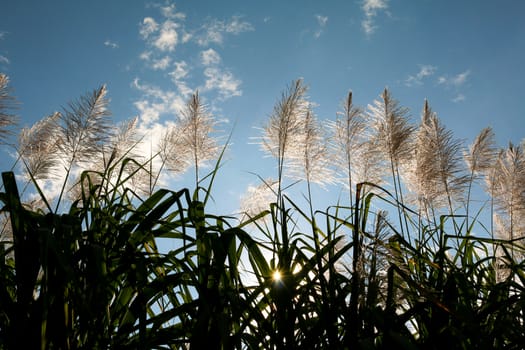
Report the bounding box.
[202,67,242,99]
[437,70,470,102]
[404,65,470,102]
[405,66,470,89]
[154,20,179,51]
[169,61,189,80]
[151,56,171,70]
[138,5,185,70]
[405,64,437,86]
[140,17,159,39]
[361,0,388,36]
[224,16,254,34]
[314,15,328,38]
[452,94,466,103]
[158,2,186,20]
[139,50,172,70]
[0,31,7,40]
[437,70,470,87]
[197,16,254,46]
[181,31,192,43]
[134,0,247,125]
[140,50,153,61]
[132,78,186,125]
[103,40,119,49]
[169,61,193,96]
[200,48,221,66]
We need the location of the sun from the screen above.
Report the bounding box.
[272,270,281,281]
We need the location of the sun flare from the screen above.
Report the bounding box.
[272,270,281,281]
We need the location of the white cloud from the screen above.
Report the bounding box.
[452,70,470,85]
[361,19,374,36]
[314,15,328,38]
[131,118,191,188]
[169,61,193,96]
[154,20,179,51]
[140,51,172,70]
[103,40,119,49]
[175,80,193,97]
[361,0,388,36]
[202,67,242,99]
[151,56,172,70]
[140,3,187,53]
[198,23,223,46]
[140,50,153,61]
[134,2,246,127]
[181,31,192,43]
[432,69,470,102]
[225,16,254,34]
[197,16,254,46]
[132,78,186,125]
[140,17,159,39]
[316,15,328,27]
[437,70,470,87]
[363,0,388,13]
[169,61,189,80]
[200,48,221,66]
[405,64,437,86]
[417,65,436,77]
[134,99,162,125]
[0,55,9,65]
[132,78,162,99]
[160,3,186,20]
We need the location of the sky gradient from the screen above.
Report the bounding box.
[1,0,524,215]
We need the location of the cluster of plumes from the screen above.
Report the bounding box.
[259,80,337,193]
[1,74,523,245]
[7,77,219,209]
[14,87,134,206]
[250,79,525,246]
[16,86,118,204]
[402,100,469,216]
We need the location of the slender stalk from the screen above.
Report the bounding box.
[179,91,219,194]
[346,182,362,348]
[0,74,18,144]
[330,91,365,209]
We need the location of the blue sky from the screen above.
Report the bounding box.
[1,0,524,216]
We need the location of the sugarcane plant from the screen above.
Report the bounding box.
[0,73,524,349]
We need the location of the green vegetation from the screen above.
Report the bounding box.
[0,74,524,349]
